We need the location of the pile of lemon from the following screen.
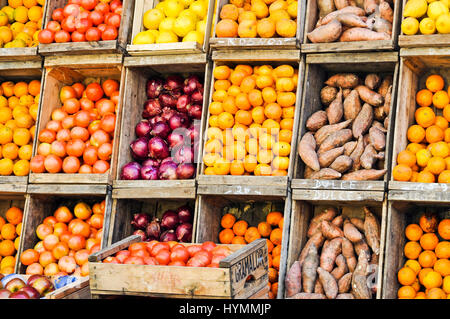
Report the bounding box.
[402,0,450,35]
[0,0,44,49]
[133,0,209,45]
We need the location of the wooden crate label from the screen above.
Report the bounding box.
[212,38,295,47]
[293,189,384,202]
[230,245,268,283]
[293,179,381,190]
[390,181,450,192]
[389,190,450,202]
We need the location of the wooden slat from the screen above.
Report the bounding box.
[44,54,123,68]
[45,277,91,299]
[112,181,196,199]
[27,184,108,195]
[89,235,141,262]
[292,189,385,202]
[212,49,300,62]
[124,53,207,67]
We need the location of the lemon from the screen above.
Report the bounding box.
[10,22,24,37]
[15,31,31,45]
[182,30,204,43]
[13,6,28,24]
[179,9,198,22]
[163,0,184,18]
[440,0,450,6]
[287,1,297,18]
[156,30,178,43]
[196,19,206,34]
[403,0,428,18]
[428,1,449,19]
[173,15,196,37]
[159,17,176,32]
[420,17,437,33]
[1,6,15,23]
[133,30,156,44]
[147,29,160,39]
[0,12,9,26]
[181,0,195,8]
[190,0,208,19]
[143,8,165,30]
[402,17,420,34]
[155,1,166,12]
[436,12,450,32]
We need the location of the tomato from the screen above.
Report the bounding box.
[106,13,121,28]
[39,129,56,143]
[75,18,93,34]
[86,83,104,101]
[60,86,77,103]
[211,254,226,265]
[171,244,186,251]
[88,120,101,135]
[46,120,62,132]
[30,155,46,173]
[63,4,81,17]
[71,31,85,42]
[61,115,75,130]
[103,256,119,264]
[47,21,61,33]
[72,83,85,99]
[75,110,91,128]
[212,246,232,257]
[128,242,147,253]
[52,8,65,22]
[170,247,189,263]
[63,98,80,114]
[169,260,186,266]
[95,2,110,15]
[61,16,76,33]
[194,250,212,265]
[97,23,107,33]
[90,129,110,147]
[100,113,116,133]
[69,0,82,4]
[186,245,203,257]
[110,91,120,105]
[89,109,100,121]
[130,249,150,259]
[79,164,93,174]
[93,160,110,173]
[70,126,90,141]
[145,240,159,253]
[66,138,86,157]
[144,256,159,265]
[85,27,102,41]
[79,11,90,20]
[44,154,63,173]
[101,79,119,97]
[201,241,217,252]
[80,98,94,111]
[55,130,70,143]
[110,0,122,13]
[102,25,118,40]
[38,29,55,44]
[115,250,130,263]
[155,249,170,265]
[96,99,115,115]
[50,140,66,158]
[62,156,81,174]
[97,142,112,161]
[81,0,98,11]
[123,256,145,265]
[83,145,98,165]
[186,256,206,267]
[151,242,170,257]
[89,10,104,26]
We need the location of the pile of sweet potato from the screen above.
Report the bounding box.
[307,0,395,43]
[298,72,391,181]
[284,206,381,299]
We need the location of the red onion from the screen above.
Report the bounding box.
[174,145,194,164]
[145,236,158,242]
[183,75,201,95]
[150,122,170,139]
[148,137,169,159]
[140,165,159,180]
[146,218,161,238]
[142,99,162,118]
[169,113,190,130]
[161,157,174,164]
[187,104,202,120]
[161,107,177,122]
[167,131,186,149]
[176,223,193,242]
[191,89,203,104]
[130,137,149,161]
[121,162,142,180]
[158,161,178,180]
[164,75,184,92]
[177,206,193,223]
[142,158,160,168]
[147,78,164,98]
[161,210,179,229]
[159,93,178,108]
[133,229,147,241]
[176,163,195,179]
[135,120,151,138]
[188,124,200,145]
[131,213,151,230]
[176,95,191,113]
[160,229,177,242]
[149,115,166,126]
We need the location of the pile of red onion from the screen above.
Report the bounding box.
[121,74,203,181]
[131,205,194,243]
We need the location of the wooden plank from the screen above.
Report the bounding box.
[291,179,386,191]
[0,177,28,194]
[45,277,90,299]
[44,54,123,68]
[306,52,399,64]
[124,53,208,67]
[212,49,300,62]
[112,182,196,199]
[292,189,385,202]
[27,184,108,195]
[89,235,141,262]
[29,173,110,184]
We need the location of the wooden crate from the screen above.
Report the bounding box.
[197,50,304,197]
[389,48,450,202]
[38,0,135,56]
[398,0,450,48]
[0,0,43,62]
[126,0,215,56]
[45,276,91,299]
[88,234,268,298]
[282,189,387,299]
[301,0,402,53]
[195,192,291,299]
[112,54,211,198]
[0,60,45,194]
[107,195,198,246]
[17,187,112,274]
[208,0,305,51]
[291,52,399,195]
[29,54,125,185]
[382,200,450,299]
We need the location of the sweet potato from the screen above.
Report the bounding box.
[342,237,355,257]
[307,20,342,43]
[354,238,371,258]
[317,267,339,299]
[314,279,325,294]
[352,103,373,138]
[350,135,364,171]
[338,272,353,293]
[285,261,302,297]
[383,85,392,115]
[339,28,391,42]
[320,237,342,272]
[321,220,344,239]
[364,0,378,14]
[343,141,357,156]
[343,219,363,243]
[347,256,357,273]
[354,0,365,8]
[351,250,372,299]
[321,86,338,105]
[373,105,386,121]
[330,155,353,173]
[299,232,325,264]
[302,244,319,293]
[326,88,344,124]
[304,166,314,179]
[373,17,392,35]
[299,132,320,171]
[378,75,393,97]
[336,293,355,299]
[321,6,366,25]
[343,89,361,120]
[288,293,327,299]
[360,144,379,169]
[318,129,353,154]
[379,0,394,23]
[369,126,386,151]
[336,13,368,27]
[363,207,381,255]
[325,73,359,89]
[384,116,389,130]
[363,133,370,147]
[309,168,342,180]
[357,86,384,107]
[315,119,353,146]
[318,0,336,17]
[350,217,365,232]
[334,0,350,9]
[331,254,348,280]
[341,169,387,180]
[306,110,328,132]
[364,74,381,90]
[372,121,387,133]
[331,215,344,228]
[307,208,338,237]
[318,146,345,168]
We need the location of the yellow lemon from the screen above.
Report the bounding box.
[133,30,155,44]
[196,19,206,34]
[182,30,204,43]
[287,1,297,18]
[419,17,437,34]
[428,1,449,19]
[14,31,31,45]
[190,0,208,19]
[156,30,178,43]
[403,0,428,18]
[147,29,160,39]
[155,1,166,12]
[179,9,198,22]
[181,0,195,8]
[164,0,184,18]
[436,12,450,33]
[1,6,15,23]
[402,17,420,35]
[173,15,196,37]
[0,12,8,26]
[159,17,176,32]
[143,8,165,30]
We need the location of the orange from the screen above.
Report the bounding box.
[416,171,435,183]
[404,241,422,259]
[275,18,296,37]
[0,107,12,124]
[216,19,239,37]
[262,118,280,134]
[255,74,274,89]
[419,213,439,233]
[240,76,256,93]
[416,149,432,167]
[243,154,257,172]
[426,75,445,93]
[74,202,92,220]
[270,227,282,246]
[272,254,280,271]
[264,103,282,120]
[444,276,450,294]
[433,91,449,109]
[217,112,235,130]
[268,267,278,283]
[212,90,227,103]
[0,239,15,257]
[213,157,231,175]
[257,221,272,237]
[259,133,275,150]
[223,96,238,114]
[434,259,450,276]
[438,219,450,239]
[418,250,437,268]
[204,139,223,154]
[410,171,419,182]
[235,110,252,126]
[279,129,292,143]
[0,126,13,144]
[405,223,423,241]
[209,101,224,115]
[392,164,413,181]
[257,149,273,164]
[1,223,16,240]
[27,79,40,96]
[397,150,416,167]
[256,18,276,38]
[444,104,450,122]
[204,167,215,175]
[5,207,22,225]
[0,217,5,230]
[404,259,421,274]
[220,4,239,20]
[231,236,246,244]
[398,266,417,286]
[221,213,236,229]
[13,82,28,98]
[272,141,290,156]
[416,89,433,107]
[230,160,245,175]
[215,79,231,92]
[427,287,446,299]
[235,93,251,110]
[415,106,436,128]
[214,65,232,80]
[281,106,295,119]
[235,65,253,76]
[272,156,289,170]
[230,70,247,86]
[426,156,445,175]
[248,89,263,107]
[435,116,449,131]
[426,125,444,143]
[420,233,439,250]
[254,163,272,176]
[267,211,283,226]
[203,153,220,167]
[13,128,31,146]
[238,11,257,24]
[397,285,416,299]
[430,141,449,157]
[219,228,235,244]
[2,143,18,160]
[435,241,450,259]
[251,0,269,18]
[244,226,261,243]
[227,85,241,97]
[438,170,450,183]
[419,267,433,285]
[262,87,277,103]
[251,106,265,124]
[232,220,248,236]
[423,271,442,289]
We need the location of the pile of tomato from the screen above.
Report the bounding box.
[38,0,123,44]
[103,241,233,267]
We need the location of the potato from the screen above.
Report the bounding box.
[315,119,353,146]
[336,293,355,299]
[330,155,353,173]
[331,215,344,228]
[378,75,393,97]
[380,0,394,23]
[373,17,393,35]
[307,208,338,237]
[343,141,358,156]
[302,244,319,293]
[321,220,344,239]
[299,232,325,264]
[356,85,384,106]
[321,86,338,105]
[350,218,365,233]
[331,254,348,280]
[326,88,344,124]
[314,279,325,294]
[317,267,339,299]
[360,144,378,169]
[318,146,345,168]
[363,207,381,256]
[343,88,352,99]
[339,28,391,42]
[306,110,328,132]
[336,13,368,28]
[372,121,387,133]
[338,272,353,293]
[352,103,374,138]
[318,129,353,154]
[383,85,392,115]
[354,238,371,257]
[318,0,337,17]
[309,168,342,180]
[364,74,381,90]
[307,20,342,43]
[343,219,363,243]
[364,0,378,14]
[285,261,302,297]
[299,132,320,171]
[368,126,386,151]
[334,0,350,9]
[321,6,366,25]
[341,169,387,180]
[343,89,361,120]
[320,237,342,272]
[325,73,359,89]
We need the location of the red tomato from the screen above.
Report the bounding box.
[85,27,102,41]
[71,30,85,42]
[169,260,185,266]
[39,129,56,143]
[69,0,82,4]
[79,164,93,174]
[75,110,91,128]
[63,4,81,17]
[89,10,104,26]
[30,155,46,173]
[52,8,65,22]
[128,242,147,253]
[95,2,110,15]
[97,142,112,161]
[102,25,117,40]
[131,249,150,259]
[85,83,104,101]
[61,116,75,130]
[123,256,145,265]
[151,242,170,257]
[47,21,61,33]
[60,87,77,103]
[66,138,86,157]
[79,10,90,20]
[110,91,120,105]
[201,241,217,252]
[144,256,159,265]
[110,0,122,13]
[171,244,186,252]
[88,120,101,135]
[75,18,93,34]
[62,156,81,173]
[106,13,121,28]
[50,140,66,158]
[211,254,226,265]
[103,256,119,264]
[46,120,62,132]
[72,83,85,99]
[212,246,232,257]
[44,154,63,173]
[102,79,119,97]
[96,99,115,116]
[100,113,116,133]
[81,0,98,11]
[93,160,110,173]
[63,98,81,114]
[145,240,159,253]
[97,23,107,33]
[83,146,98,165]
[61,16,76,33]
[80,98,94,111]
[115,250,130,263]
[193,250,212,265]
[38,29,54,44]
[70,126,90,141]
[54,30,71,43]
[56,129,71,142]
[155,250,170,265]
[186,256,206,267]
[186,245,203,257]
[90,129,110,147]
[170,248,189,263]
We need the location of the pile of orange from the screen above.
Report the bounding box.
[0,0,45,48]
[0,206,23,275]
[215,0,297,39]
[397,213,450,299]
[19,200,106,277]
[393,74,450,184]
[219,210,283,299]
[204,63,297,176]
[0,79,40,176]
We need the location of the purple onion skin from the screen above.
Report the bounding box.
[176,163,195,179]
[130,137,149,161]
[177,206,193,223]
[176,223,193,242]
[176,95,191,113]
[135,120,151,138]
[140,165,159,180]
[133,230,147,241]
[147,78,164,98]
[143,99,162,118]
[160,230,177,242]
[174,145,194,164]
[160,157,174,164]
[167,131,186,149]
[142,158,160,168]
[164,75,184,92]
[161,107,177,122]
[150,122,170,139]
[131,213,151,230]
[187,104,202,120]
[161,210,179,229]
[146,218,161,239]
[159,93,178,108]
[148,137,170,159]
[191,89,203,104]
[158,161,178,180]
[169,113,190,130]
[183,75,201,95]
[121,162,142,180]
